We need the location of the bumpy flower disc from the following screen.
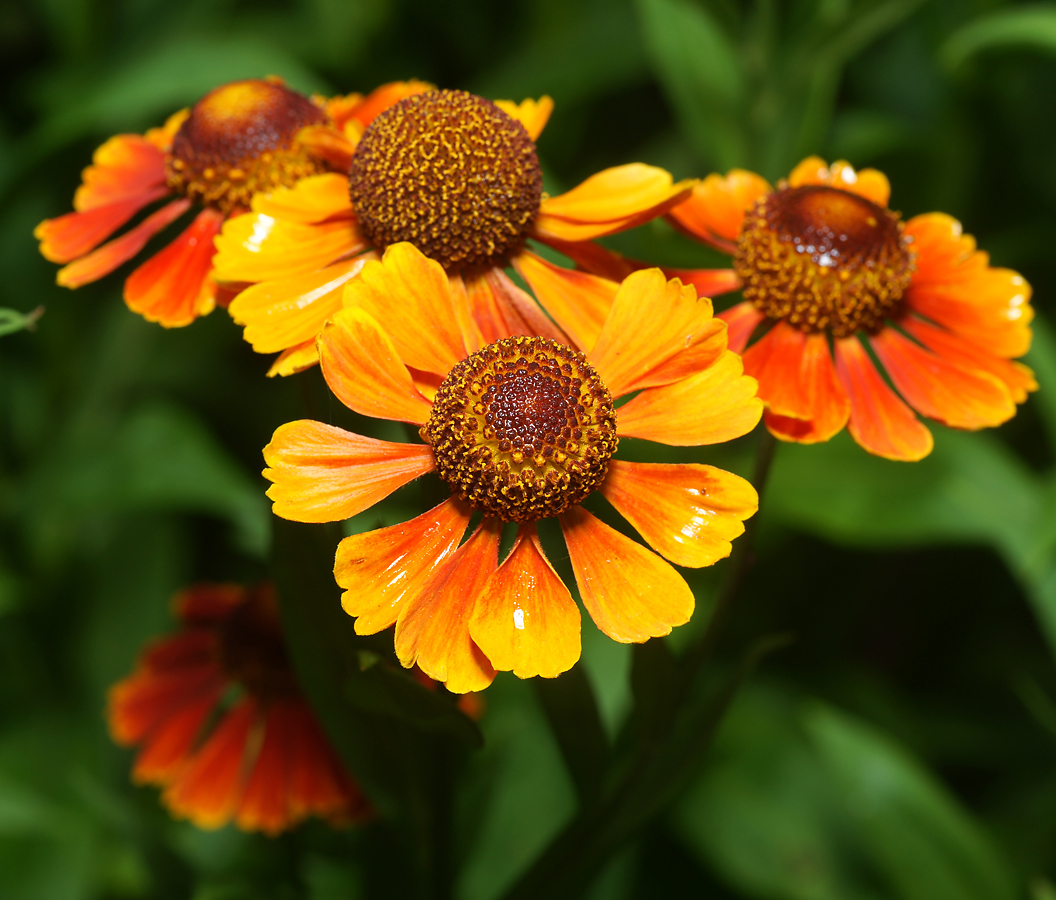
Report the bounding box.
[735,184,915,337]
[166,79,328,214]
[348,90,543,269]
[423,336,617,522]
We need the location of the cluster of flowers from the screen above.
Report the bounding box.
[39,77,1035,835]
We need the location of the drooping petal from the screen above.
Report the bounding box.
[588,269,725,397]
[264,421,434,523]
[763,333,850,444]
[788,157,891,207]
[175,583,247,624]
[236,704,293,835]
[869,327,1015,429]
[742,320,811,419]
[616,350,763,445]
[250,173,354,224]
[286,700,368,824]
[719,301,766,354]
[511,250,617,352]
[560,506,694,643]
[212,211,363,283]
[661,267,742,298]
[534,164,695,241]
[901,315,1037,403]
[268,340,321,377]
[833,336,933,461]
[462,267,567,347]
[229,255,371,354]
[469,524,580,679]
[342,242,468,377]
[667,169,771,247]
[109,657,221,744]
[904,213,1033,359]
[123,207,224,327]
[72,134,168,210]
[394,521,499,694]
[600,460,758,568]
[494,96,553,140]
[318,307,434,424]
[54,197,191,288]
[335,497,472,634]
[163,700,257,829]
[132,687,223,785]
[295,123,356,170]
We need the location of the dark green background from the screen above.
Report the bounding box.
[3,0,1056,897]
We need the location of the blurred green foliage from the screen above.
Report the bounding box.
[3,0,1056,897]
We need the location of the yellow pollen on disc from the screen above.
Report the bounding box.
[348,89,544,269]
[735,184,916,337]
[423,336,617,523]
[165,79,329,214]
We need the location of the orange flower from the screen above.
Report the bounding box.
[35,78,429,328]
[668,156,1036,460]
[108,582,370,835]
[262,242,763,693]
[212,87,703,376]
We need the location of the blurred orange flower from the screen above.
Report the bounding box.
[669,156,1036,460]
[108,582,370,835]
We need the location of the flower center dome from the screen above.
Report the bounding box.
[348,90,544,269]
[423,336,617,522]
[734,185,915,337]
[166,79,329,214]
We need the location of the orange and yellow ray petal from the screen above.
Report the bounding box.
[342,242,468,377]
[719,301,766,354]
[131,688,222,785]
[335,497,472,635]
[485,267,571,343]
[263,421,434,523]
[616,350,762,445]
[601,460,757,569]
[494,96,553,140]
[834,336,933,461]
[212,211,363,284]
[394,521,499,694]
[250,173,354,224]
[296,123,356,171]
[123,207,223,327]
[145,109,188,151]
[319,307,434,424]
[667,170,771,246]
[268,340,321,377]
[742,320,811,419]
[869,327,1015,430]
[788,157,891,207]
[229,255,372,354]
[560,506,694,643]
[73,134,168,211]
[343,80,434,130]
[53,196,191,288]
[588,269,725,397]
[236,705,293,835]
[904,213,1032,359]
[469,524,580,679]
[511,250,617,352]
[534,164,695,241]
[763,332,850,444]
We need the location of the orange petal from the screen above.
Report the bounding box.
[600,460,758,568]
[285,700,367,823]
[869,327,1015,430]
[264,421,434,523]
[72,134,168,210]
[123,207,224,327]
[536,236,638,281]
[132,688,222,785]
[229,255,371,354]
[175,583,247,624]
[319,307,434,424]
[394,521,498,694]
[268,340,320,377]
[163,701,256,829]
[560,506,694,643]
[236,704,293,835]
[788,157,891,206]
[667,169,771,246]
[616,350,763,445]
[904,213,1033,359]
[295,123,355,171]
[833,336,933,461]
[512,250,617,352]
[763,333,850,444]
[342,242,467,377]
[742,321,810,419]
[901,315,1037,404]
[661,267,742,298]
[212,211,363,283]
[108,660,221,744]
[485,267,570,343]
[345,80,434,129]
[54,197,191,288]
[335,497,472,634]
[36,186,171,263]
[145,109,188,151]
[469,524,580,679]
[719,301,765,354]
[588,269,725,397]
[494,96,553,140]
[250,173,353,224]
[535,164,695,240]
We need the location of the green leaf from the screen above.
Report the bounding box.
[806,704,1018,900]
[941,5,1056,71]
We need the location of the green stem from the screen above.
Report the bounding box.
[0,306,44,338]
